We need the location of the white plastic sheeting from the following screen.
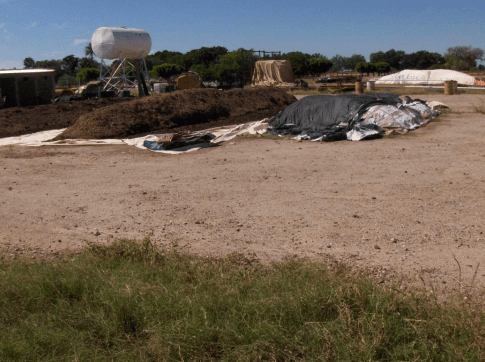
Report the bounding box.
[0,120,270,153]
[376,69,475,86]
[359,101,437,135]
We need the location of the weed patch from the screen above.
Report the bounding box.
[1,237,484,360]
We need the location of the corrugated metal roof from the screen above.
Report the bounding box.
[0,69,55,75]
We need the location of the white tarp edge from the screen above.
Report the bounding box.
[0,120,270,153]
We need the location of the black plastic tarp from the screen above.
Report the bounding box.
[268,93,404,141]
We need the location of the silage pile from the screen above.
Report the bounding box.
[55,87,296,140]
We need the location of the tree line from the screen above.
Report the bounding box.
[23,44,484,87]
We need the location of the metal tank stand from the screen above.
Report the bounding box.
[98,55,150,94]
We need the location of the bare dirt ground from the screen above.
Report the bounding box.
[1,93,485,294]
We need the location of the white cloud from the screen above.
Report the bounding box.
[51,22,70,29]
[0,23,5,29]
[72,38,88,46]
[2,27,9,41]
[26,22,36,29]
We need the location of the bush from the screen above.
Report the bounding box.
[57,74,80,88]
[152,63,184,80]
[76,68,100,83]
[190,64,218,82]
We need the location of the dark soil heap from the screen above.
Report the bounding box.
[0,98,133,139]
[55,87,296,140]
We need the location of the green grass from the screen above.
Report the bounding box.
[1,237,485,361]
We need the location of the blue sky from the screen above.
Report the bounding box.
[1,0,484,69]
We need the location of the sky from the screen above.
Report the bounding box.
[1,0,484,69]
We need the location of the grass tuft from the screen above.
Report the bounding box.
[1,237,485,360]
[472,98,485,114]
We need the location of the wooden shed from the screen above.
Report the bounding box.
[0,69,55,108]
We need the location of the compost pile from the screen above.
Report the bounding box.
[0,98,134,139]
[55,88,296,140]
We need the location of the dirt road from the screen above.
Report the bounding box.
[1,93,485,293]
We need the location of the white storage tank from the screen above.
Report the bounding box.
[91,27,152,60]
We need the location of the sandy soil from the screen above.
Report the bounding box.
[1,93,485,294]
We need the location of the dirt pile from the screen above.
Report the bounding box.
[56,87,296,140]
[0,98,134,139]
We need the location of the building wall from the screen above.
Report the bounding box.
[0,78,18,108]
[17,76,37,106]
[0,73,54,107]
[35,74,55,105]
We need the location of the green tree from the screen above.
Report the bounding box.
[308,58,333,76]
[310,53,324,58]
[146,50,184,71]
[346,54,366,71]
[84,43,95,60]
[152,63,184,79]
[79,57,99,69]
[182,46,228,70]
[23,57,35,69]
[215,50,254,86]
[282,51,311,77]
[356,62,378,76]
[77,67,100,83]
[373,61,390,75]
[34,59,64,81]
[62,55,80,77]
[330,54,349,73]
[445,45,484,69]
[355,62,366,75]
[370,49,406,70]
[401,51,444,69]
[190,64,219,82]
[367,62,377,76]
[444,54,466,70]
[57,74,80,88]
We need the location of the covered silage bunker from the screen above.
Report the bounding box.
[252,60,295,86]
[0,69,55,108]
[376,69,475,86]
[268,93,439,141]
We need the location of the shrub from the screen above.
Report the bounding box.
[57,74,80,88]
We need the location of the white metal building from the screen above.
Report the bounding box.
[0,69,55,107]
